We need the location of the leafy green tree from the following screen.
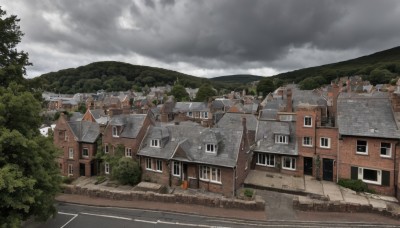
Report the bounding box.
[299,77,319,90]
[112,157,141,185]
[195,84,216,102]
[368,69,393,85]
[169,84,189,102]
[256,78,275,97]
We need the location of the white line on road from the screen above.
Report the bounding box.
[58,212,78,228]
[157,220,231,228]
[80,212,132,221]
[134,219,157,224]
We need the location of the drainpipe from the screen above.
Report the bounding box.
[233,167,236,197]
[337,134,340,183]
[394,141,398,198]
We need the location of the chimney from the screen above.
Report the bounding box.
[331,82,340,120]
[286,88,293,112]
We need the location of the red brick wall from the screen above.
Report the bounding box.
[198,166,234,197]
[140,158,170,186]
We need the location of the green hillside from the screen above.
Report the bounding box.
[272,46,400,89]
[28,61,209,93]
[210,74,264,84]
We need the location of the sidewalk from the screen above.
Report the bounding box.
[244,170,399,211]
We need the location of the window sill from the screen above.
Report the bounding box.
[356,152,368,156]
[256,163,275,168]
[362,179,381,186]
[282,167,296,171]
[320,146,331,149]
[302,145,313,147]
[380,155,392,159]
[303,125,312,128]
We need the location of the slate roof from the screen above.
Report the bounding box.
[70,112,83,121]
[108,114,148,138]
[292,89,327,110]
[254,120,297,156]
[173,102,209,112]
[216,113,258,131]
[68,121,100,143]
[337,92,400,139]
[138,122,243,167]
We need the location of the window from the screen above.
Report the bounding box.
[151,139,160,148]
[356,140,368,154]
[68,148,74,159]
[256,153,275,167]
[146,158,152,170]
[303,137,312,147]
[104,144,109,153]
[64,133,69,142]
[68,164,73,176]
[304,116,312,127]
[156,160,163,172]
[201,112,208,119]
[210,167,221,183]
[282,157,296,170]
[279,115,293,121]
[200,166,210,180]
[125,147,132,157]
[358,167,381,185]
[172,161,181,176]
[112,126,119,137]
[275,135,288,144]
[187,112,193,117]
[105,163,110,174]
[82,148,89,157]
[206,144,216,153]
[381,143,391,157]
[320,137,331,148]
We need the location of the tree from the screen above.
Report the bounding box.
[256,78,275,97]
[169,84,189,102]
[194,84,216,102]
[0,9,61,227]
[299,78,319,90]
[112,157,141,185]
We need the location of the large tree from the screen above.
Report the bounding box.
[169,83,189,102]
[256,78,275,97]
[0,8,61,227]
[195,84,216,102]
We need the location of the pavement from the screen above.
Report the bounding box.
[244,170,399,211]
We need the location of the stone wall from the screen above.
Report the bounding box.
[62,184,265,211]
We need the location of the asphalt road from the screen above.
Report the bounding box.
[27,202,400,228]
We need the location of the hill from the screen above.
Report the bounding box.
[210,74,264,84]
[272,46,400,89]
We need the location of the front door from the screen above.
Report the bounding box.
[79,163,85,176]
[182,164,188,181]
[323,159,334,181]
[304,157,313,176]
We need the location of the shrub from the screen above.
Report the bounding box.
[112,157,141,185]
[338,179,375,193]
[244,188,254,198]
[62,176,74,184]
[95,176,107,185]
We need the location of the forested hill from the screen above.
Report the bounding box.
[28,61,208,93]
[210,74,264,84]
[271,46,400,88]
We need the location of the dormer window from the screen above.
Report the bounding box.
[275,135,288,144]
[112,126,119,137]
[151,139,160,148]
[206,144,216,153]
[187,112,193,117]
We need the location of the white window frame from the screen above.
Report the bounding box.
[210,167,221,183]
[380,142,392,158]
[68,148,74,159]
[68,164,73,176]
[275,135,288,144]
[125,147,132,157]
[104,162,110,174]
[206,144,216,153]
[200,112,209,119]
[200,166,209,181]
[156,159,163,172]
[150,139,160,148]
[282,157,296,170]
[146,158,152,170]
[320,137,331,149]
[172,161,181,177]
[304,116,312,127]
[358,167,381,185]
[82,148,89,157]
[256,153,275,167]
[356,140,368,155]
[104,144,109,154]
[112,126,119,137]
[302,137,312,147]
[187,111,193,117]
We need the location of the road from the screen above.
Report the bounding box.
[27,202,400,228]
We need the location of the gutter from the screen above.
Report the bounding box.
[233,166,236,197]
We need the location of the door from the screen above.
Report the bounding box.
[304,157,313,176]
[79,163,86,176]
[323,159,334,181]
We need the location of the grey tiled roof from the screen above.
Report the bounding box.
[109,114,148,138]
[216,113,258,131]
[254,120,297,156]
[68,121,100,143]
[138,122,242,167]
[292,89,327,110]
[173,102,209,112]
[338,92,400,139]
[70,112,83,121]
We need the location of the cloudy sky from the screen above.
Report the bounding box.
[1,0,400,78]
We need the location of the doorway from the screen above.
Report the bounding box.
[304,157,313,176]
[79,163,86,176]
[322,158,334,181]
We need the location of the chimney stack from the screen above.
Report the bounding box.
[286,88,293,112]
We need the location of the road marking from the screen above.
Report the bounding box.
[80,212,132,221]
[134,219,157,224]
[58,212,78,228]
[157,220,231,227]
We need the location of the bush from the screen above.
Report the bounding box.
[338,179,375,193]
[62,176,74,184]
[95,176,107,185]
[244,188,254,198]
[112,157,141,185]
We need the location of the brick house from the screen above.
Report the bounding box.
[54,113,101,177]
[137,120,252,197]
[171,102,213,127]
[337,92,400,196]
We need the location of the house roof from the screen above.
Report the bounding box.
[254,120,297,156]
[70,112,83,121]
[337,92,400,139]
[216,113,258,131]
[173,102,209,112]
[108,114,148,138]
[138,122,243,167]
[68,121,100,143]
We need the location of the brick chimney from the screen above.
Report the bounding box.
[331,82,340,119]
[286,88,293,112]
[390,91,400,112]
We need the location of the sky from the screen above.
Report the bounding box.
[1,0,400,78]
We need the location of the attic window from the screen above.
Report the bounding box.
[206,144,216,153]
[275,135,288,144]
[112,126,119,137]
[151,139,160,148]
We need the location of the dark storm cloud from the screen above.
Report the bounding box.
[2,0,400,77]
